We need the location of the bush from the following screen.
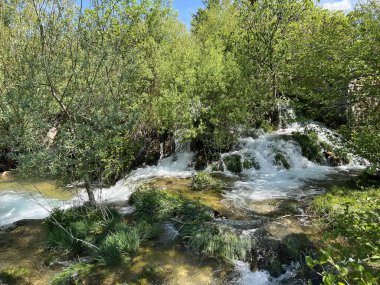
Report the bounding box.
[307,186,380,284]
[191,171,219,191]
[98,227,140,266]
[50,263,93,285]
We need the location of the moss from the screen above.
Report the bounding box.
[223,154,242,174]
[274,152,290,169]
[50,263,93,285]
[292,131,323,163]
[260,120,274,133]
[243,158,260,170]
[139,264,166,284]
[282,234,314,261]
[0,266,30,285]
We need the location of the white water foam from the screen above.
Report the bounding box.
[235,261,299,285]
[0,191,62,226]
[0,151,194,226]
[222,123,367,204]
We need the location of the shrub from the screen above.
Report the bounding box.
[307,187,380,284]
[98,227,140,266]
[50,263,93,285]
[191,171,219,191]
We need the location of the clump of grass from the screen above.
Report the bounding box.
[129,188,252,264]
[44,206,122,255]
[0,266,30,285]
[191,171,220,191]
[98,226,140,266]
[130,187,182,223]
[185,225,251,262]
[50,262,93,285]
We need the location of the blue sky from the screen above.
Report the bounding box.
[76,0,358,28]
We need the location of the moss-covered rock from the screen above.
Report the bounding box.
[243,157,261,170]
[292,131,323,163]
[211,160,224,172]
[223,154,242,174]
[274,152,290,169]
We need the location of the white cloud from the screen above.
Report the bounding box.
[322,0,353,11]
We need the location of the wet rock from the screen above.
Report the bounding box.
[223,154,242,174]
[193,153,207,170]
[243,158,260,170]
[0,223,18,232]
[251,236,288,277]
[282,233,315,261]
[212,161,224,172]
[291,132,323,164]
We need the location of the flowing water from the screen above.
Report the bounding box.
[0,122,367,284]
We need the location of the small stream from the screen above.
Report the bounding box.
[0,122,367,284]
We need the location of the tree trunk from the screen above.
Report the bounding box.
[84,181,96,205]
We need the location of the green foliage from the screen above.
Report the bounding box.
[139,264,166,284]
[98,228,140,266]
[130,188,182,223]
[44,206,122,254]
[0,266,30,285]
[274,152,291,169]
[308,186,380,284]
[129,188,251,263]
[292,131,323,163]
[243,157,261,170]
[50,263,93,285]
[223,154,242,174]
[184,224,251,263]
[191,171,219,191]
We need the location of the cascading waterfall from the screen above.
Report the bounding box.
[0,119,368,284]
[0,148,194,226]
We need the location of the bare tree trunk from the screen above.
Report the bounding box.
[84,181,96,205]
